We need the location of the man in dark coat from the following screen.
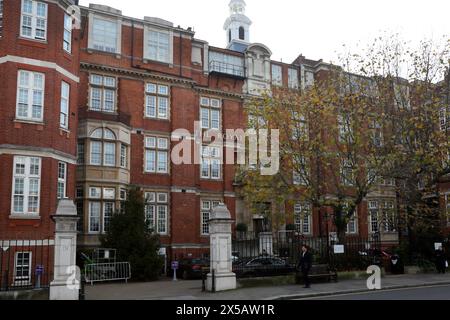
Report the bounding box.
[435,246,446,274]
[298,245,313,288]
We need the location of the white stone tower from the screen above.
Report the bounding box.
[224,0,252,50]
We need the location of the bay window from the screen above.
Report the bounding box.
[89,128,117,167]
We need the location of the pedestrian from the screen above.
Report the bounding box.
[435,246,446,274]
[298,245,313,288]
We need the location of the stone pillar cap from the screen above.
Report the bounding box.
[55,199,77,216]
[210,203,231,220]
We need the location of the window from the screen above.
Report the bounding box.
[201,200,221,235]
[271,64,282,86]
[120,144,127,168]
[88,202,101,233]
[63,13,72,53]
[239,26,245,40]
[0,0,4,37]
[145,27,172,64]
[89,74,117,113]
[293,156,309,186]
[20,0,47,40]
[304,71,315,88]
[209,51,245,77]
[338,114,353,143]
[89,128,116,167]
[89,187,101,199]
[16,70,45,122]
[91,16,119,53]
[145,83,169,119]
[439,107,450,131]
[14,252,32,285]
[346,210,358,234]
[292,112,308,140]
[200,97,221,129]
[371,120,383,147]
[145,192,169,235]
[201,146,221,179]
[103,202,114,233]
[57,162,67,199]
[369,200,396,233]
[145,136,169,173]
[288,68,299,89]
[341,158,354,186]
[12,157,41,215]
[60,82,70,129]
[369,201,379,233]
[294,203,312,235]
[77,142,85,165]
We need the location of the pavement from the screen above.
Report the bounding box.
[85,273,450,300]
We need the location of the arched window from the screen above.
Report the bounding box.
[239,27,245,40]
[89,128,117,167]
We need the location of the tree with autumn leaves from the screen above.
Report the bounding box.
[238,34,450,244]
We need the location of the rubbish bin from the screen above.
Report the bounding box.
[390,254,404,274]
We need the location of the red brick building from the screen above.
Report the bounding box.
[1,0,447,286]
[0,0,80,287]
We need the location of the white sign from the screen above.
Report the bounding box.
[435,242,443,251]
[159,247,166,255]
[334,245,345,254]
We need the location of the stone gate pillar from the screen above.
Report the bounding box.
[49,200,79,300]
[206,203,237,292]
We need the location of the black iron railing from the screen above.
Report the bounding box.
[209,60,245,78]
[0,239,53,292]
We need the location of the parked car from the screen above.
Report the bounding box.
[175,258,210,280]
[232,257,296,278]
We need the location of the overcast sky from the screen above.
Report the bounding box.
[79,0,450,63]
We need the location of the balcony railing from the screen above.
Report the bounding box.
[209,60,245,78]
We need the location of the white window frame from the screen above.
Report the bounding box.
[88,201,101,234]
[294,202,312,235]
[20,0,47,41]
[201,145,222,180]
[57,162,67,199]
[88,13,121,54]
[11,156,41,215]
[60,81,70,129]
[271,64,282,86]
[200,97,221,130]
[341,158,354,186]
[14,252,32,285]
[89,128,117,167]
[16,70,45,122]
[63,13,72,53]
[145,83,170,120]
[201,200,221,235]
[143,26,174,64]
[346,208,358,234]
[145,136,169,174]
[288,68,299,89]
[120,144,127,168]
[145,191,169,235]
[89,187,101,199]
[102,202,114,234]
[369,200,379,234]
[89,74,117,113]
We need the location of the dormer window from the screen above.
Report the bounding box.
[88,14,121,54]
[144,27,173,64]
